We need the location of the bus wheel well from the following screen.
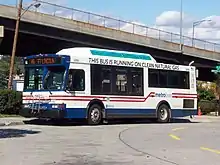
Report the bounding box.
[87,99,105,116]
[156,101,171,117]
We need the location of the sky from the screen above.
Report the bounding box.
[2,0,220,48]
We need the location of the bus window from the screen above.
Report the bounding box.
[149,69,190,89]
[101,68,112,94]
[131,70,143,95]
[67,69,85,91]
[91,64,143,96]
[149,69,159,87]
[167,71,179,88]
[116,69,128,94]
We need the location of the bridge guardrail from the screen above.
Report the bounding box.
[2,0,220,52]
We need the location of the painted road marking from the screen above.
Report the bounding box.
[169,127,186,140]
[172,127,186,131]
[169,134,181,140]
[200,147,220,154]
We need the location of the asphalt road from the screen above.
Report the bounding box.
[0,119,220,165]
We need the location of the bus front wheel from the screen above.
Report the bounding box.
[87,104,102,125]
[157,104,171,123]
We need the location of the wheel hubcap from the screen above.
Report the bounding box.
[160,108,168,120]
[91,108,100,123]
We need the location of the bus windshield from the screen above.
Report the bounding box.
[24,67,44,90]
[43,66,66,90]
[23,66,66,91]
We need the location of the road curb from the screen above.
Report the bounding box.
[188,115,220,123]
[0,121,25,127]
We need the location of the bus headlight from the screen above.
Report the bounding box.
[52,105,59,109]
[52,104,65,110]
[24,104,30,108]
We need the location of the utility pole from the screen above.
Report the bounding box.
[211,65,220,116]
[8,0,23,89]
[179,0,183,53]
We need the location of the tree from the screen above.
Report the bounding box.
[0,55,24,89]
[197,80,216,101]
[198,88,215,101]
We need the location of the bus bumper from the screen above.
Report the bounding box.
[172,109,198,117]
[19,108,66,119]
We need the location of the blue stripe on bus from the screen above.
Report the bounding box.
[106,108,197,117]
[90,50,152,60]
[172,109,197,117]
[65,108,87,119]
[63,108,197,119]
[106,108,156,115]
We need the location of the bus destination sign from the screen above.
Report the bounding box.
[25,57,62,65]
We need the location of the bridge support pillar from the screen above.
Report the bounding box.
[0,26,4,46]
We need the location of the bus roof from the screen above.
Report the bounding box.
[55,47,196,72]
[56,47,157,63]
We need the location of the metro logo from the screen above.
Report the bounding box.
[155,93,172,98]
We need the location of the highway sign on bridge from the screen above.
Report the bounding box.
[211,65,220,74]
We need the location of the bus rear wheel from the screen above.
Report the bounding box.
[157,104,171,123]
[87,104,102,125]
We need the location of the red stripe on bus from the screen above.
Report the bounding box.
[172,93,197,96]
[172,96,197,98]
[23,95,147,100]
[23,92,155,102]
[22,92,197,102]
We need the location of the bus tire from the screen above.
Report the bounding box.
[87,104,102,125]
[157,104,170,123]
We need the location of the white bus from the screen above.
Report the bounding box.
[20,47,198,125]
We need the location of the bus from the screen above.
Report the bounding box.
[20,47,198,125]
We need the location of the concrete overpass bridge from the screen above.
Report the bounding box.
[0,1,220,81]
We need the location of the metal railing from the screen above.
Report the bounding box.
[3,0,220,52]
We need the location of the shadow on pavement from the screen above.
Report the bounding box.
[0,128,41,139]
[23,117,198,127]
[170,118,194,123]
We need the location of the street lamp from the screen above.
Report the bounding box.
[192,19,212,46]
[7,0,41,89]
